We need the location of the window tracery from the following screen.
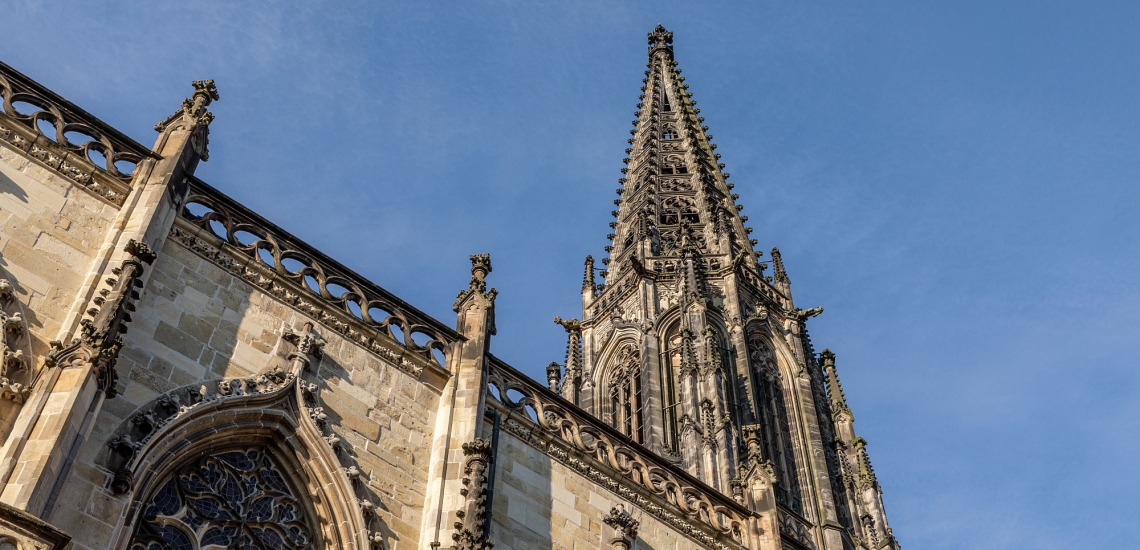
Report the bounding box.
[659,177,692,193]
[658,196,699,226]
[658,230,707,253]
[746,331,804,514]
[127,448,315,550]
[659,156,688,175]
[605,344,643,442]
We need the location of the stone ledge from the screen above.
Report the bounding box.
[0,500,71,550]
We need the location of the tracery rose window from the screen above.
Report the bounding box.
[128,448,315,550]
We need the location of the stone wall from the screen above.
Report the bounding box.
[490,427,717,550]
[0,143,117,356]
[45,236,444,549]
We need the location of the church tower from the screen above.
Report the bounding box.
[551,26,900,550]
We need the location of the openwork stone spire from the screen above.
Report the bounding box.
[598,25,759,292]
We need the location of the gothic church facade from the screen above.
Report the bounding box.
[0,26,897,550]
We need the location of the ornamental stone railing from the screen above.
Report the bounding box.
[0,60,154,205]
[484,354,751,549]
[176,177,460,371]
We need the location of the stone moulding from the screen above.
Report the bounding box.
[0,60,155,204]
[484,354,750,550]
[0,500,71,550]
[0,116,133,206]
[103,357,374,549]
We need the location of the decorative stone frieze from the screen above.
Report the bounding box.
[0,60,150,183]
[172,178,457,374]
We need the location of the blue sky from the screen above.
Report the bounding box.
[6,2,1138,548]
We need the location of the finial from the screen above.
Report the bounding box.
[770,247,789,285]
[155,79,220,132]
[452,253,496,312]
[469,253,492,284]
[582,255,596,292]
[546,362,562,393]
[821,349,851,416]
[648,25,674,56]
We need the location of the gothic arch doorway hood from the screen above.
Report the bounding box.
[104,359,371,550]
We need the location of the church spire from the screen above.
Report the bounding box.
[553,26,899,545]
[600,25,760,290]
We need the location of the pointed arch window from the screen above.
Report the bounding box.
[604,345,644,442]
[662,125,677,140]
[746,332,804,515]
[127,448,317,550]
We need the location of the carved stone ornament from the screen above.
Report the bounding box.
[103,322,386,550]
[602,505,640,549]
[0,64,149,189]
[0,278,32,408]
[43,240,155,399]
[452,438,494,550]
[173,186,456,373]
[454,253,497,312]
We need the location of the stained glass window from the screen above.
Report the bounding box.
[128,448,315,550]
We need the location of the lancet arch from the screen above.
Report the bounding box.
[104,372,371,550]
[592,334,646,442]
[743,321,807,515]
